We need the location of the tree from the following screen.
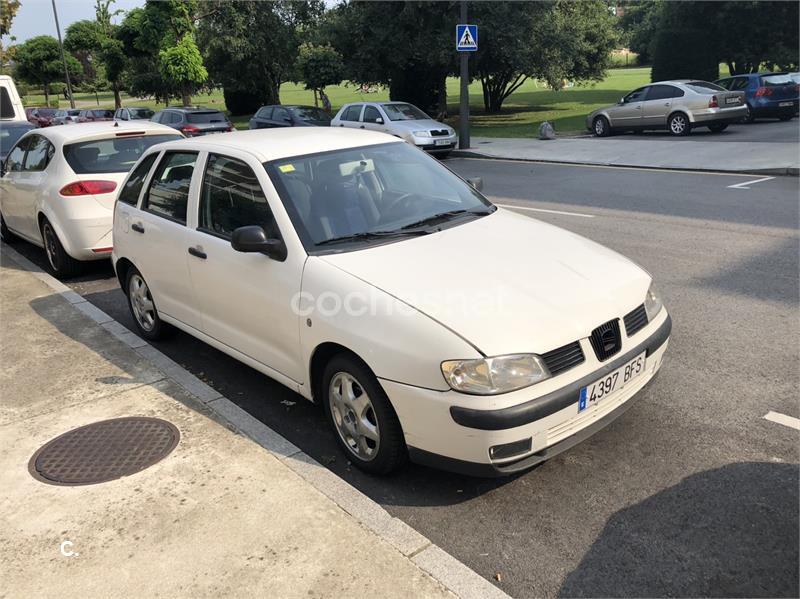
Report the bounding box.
[197,0,323,116]
[617,1,662,65]
[296,43,343,105]
[159,35,207,107]
[472,1,618,112]
[14,36,82,105]
[651,27,718,82]
[0,0,20,37]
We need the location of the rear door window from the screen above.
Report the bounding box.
[118,153,159,206]
[646,85,682,101]
[63,134,181,174]
[256,107,273,119]
[143,152,197,224]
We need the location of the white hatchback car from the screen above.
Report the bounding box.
[0,121,181,278]
[112,128,671,476]
[332,101,457,156]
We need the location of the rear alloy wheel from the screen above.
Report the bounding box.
[322,354,406,475]
[126,267,171,341]
[593,115,611,137]
[0,213,18,243]
[779,114,794,122]
[668,113,691,136]
[708,123,728,133]
[743,104,755,123]
[41,219,82,279]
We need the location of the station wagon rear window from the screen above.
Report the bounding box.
[63,134,181,174]
[762,74,794,86]
[186,111,226,124]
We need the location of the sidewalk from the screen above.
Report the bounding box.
[0,250,504,598]
[453,136,800,176]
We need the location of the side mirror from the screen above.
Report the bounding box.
[467,177,483,191]
[619,97,626,105]
[375,117,384,124]
[231,225,287,261]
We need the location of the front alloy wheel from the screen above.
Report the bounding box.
[593,116,610,137]
[668,113,691,136]
[329,372,380,461]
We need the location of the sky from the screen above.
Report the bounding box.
[3,0,145,45]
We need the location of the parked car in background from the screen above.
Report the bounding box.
[0,75,26,121]
[790,73,800,84]
[151,107,233,137]
[78,109,114,123]
[26,107,58,127]
[715,72,799,122]
[588,80,746,136]
[249,105,331,129]
[112,127,670,476]
[52,109,81,125]
[331,101,457,156]
[0,121,182,278]
[114,106,155,121]
[0,121,35,162]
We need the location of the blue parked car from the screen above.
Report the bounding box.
[715,72,799,123]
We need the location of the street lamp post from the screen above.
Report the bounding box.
[51,0,75,109]
[458,1,470,150]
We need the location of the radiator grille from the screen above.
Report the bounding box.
[624,304,648,337]
[541,341,585,376]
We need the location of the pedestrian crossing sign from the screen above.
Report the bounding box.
[456,24,478,52]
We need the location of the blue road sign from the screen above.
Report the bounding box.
[456,24,478,52]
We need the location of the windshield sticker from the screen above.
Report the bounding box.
[279,164,296,173]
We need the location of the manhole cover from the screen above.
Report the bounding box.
[29,417,179,486]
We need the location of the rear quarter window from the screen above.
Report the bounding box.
[63,134,182,174]
[118,153,159,206]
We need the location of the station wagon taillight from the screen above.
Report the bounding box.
[59,180,117,196]
[708,95,719,108]
[180,124,201,136]
[755,87,773,97]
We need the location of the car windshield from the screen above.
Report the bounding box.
[63,134,181,174]
[129,108,154,119]
[290,107,330,122]
[762,74,793,86]
[0,124,32,154]
[266,142,494,251]
[686,81,725,93]
[381,103,429,121]
[187,111,226,124]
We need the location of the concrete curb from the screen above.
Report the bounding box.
[1,243,510,599]
[450,149,800,177]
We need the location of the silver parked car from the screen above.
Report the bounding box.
[51,109,80,125]
[331,101,457,156]
[587,80,747,136]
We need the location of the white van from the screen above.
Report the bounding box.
[0,76,26,122]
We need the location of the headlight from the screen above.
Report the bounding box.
[413,130,431,137]
[441,354,550,395]
[644,282,663,321]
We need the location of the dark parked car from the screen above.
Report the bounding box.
[114,106,155,121]
[249,105,331,129]
[52,108,81,125]
[152,107,233,136]
[715,72,799,122]
[78,109,114,122]
[0,121,34,161]
[25,107,58,127]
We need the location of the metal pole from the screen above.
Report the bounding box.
[458,1,470,149]
[51,0,75,109]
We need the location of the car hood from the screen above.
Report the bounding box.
[320,209,651,356]
[388,119,451,133]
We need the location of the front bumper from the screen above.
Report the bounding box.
[382,311,671,477]
[411,134,458,153]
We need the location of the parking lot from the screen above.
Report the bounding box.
[9,157,799,598]
[617,118,799,143]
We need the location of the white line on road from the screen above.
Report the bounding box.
[495,203,595,218]
[764,411,800,431]
[727,176,775,189]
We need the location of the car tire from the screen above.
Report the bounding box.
[437,151,452,160]
[592,115,611,137]
[40,218,82,279]
[125,266,171,341]
[708,123,728,133]
[668,112,691,136]
[743,104,755,123]
[0,213,19,243]
[322,353,407,475]
[779,114,794,121]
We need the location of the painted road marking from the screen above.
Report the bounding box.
[495,203,595,218]
[764,411,800,431]
[727,176,775,189]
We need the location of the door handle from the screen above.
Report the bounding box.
[664,102,671,106]
[636,105,642,109]
[360,125,365,129]
[188,246,207,260]
[131,223,144,233]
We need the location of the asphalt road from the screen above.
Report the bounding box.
[10,160,799,598]
[615,117,798,143]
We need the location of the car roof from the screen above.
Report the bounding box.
[150,127,402,162]
[161,107,223,113]
[32,120,180,145]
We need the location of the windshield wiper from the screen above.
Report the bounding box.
[316,229,430,247]
[400,208,492,231]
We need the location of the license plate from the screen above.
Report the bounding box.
[725,98,739,105]
[435,139,451,146]
[579,352,646,412]
[779,102,793,107]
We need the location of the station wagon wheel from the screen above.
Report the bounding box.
[593,115,610,137]
[40,218,81,279]
[668,112,691,136]
[125,267,170,340]
[322,354,406,474]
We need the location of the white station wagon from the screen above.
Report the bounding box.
[112,128,671,476]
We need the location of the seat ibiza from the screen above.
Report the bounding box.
[112,128,671,476]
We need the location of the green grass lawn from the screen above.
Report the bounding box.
[21,65,735,138]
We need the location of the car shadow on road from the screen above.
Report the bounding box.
[559,461,799,598]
